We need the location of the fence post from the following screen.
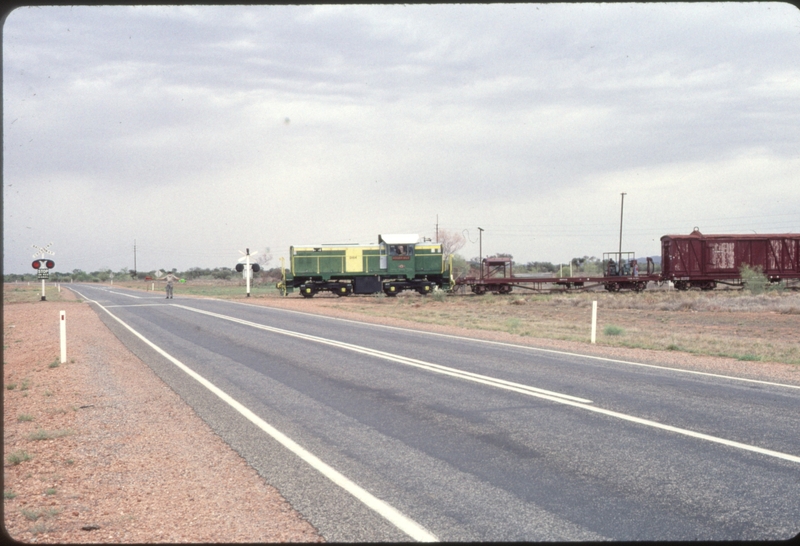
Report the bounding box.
[591,301,597,344]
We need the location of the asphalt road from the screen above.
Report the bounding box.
[70,285,800,542]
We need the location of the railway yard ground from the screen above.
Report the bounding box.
[3,281,800,541]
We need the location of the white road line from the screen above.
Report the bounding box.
[226,301,800,391]
[73,291,437,542]
[105,304,171,308]
[107,290,141,299]
[173,303,800,466]
[173,304,593,404]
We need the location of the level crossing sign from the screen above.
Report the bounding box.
[31,242,55,301]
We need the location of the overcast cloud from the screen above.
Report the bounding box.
[3,3,799,274]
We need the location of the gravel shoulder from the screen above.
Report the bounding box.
[3,289,323,543]
[4,286,799,543]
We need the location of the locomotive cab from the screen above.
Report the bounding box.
[378,234,418,276]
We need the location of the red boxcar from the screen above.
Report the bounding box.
[660,229,800,290]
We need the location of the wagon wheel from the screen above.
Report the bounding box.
[473,285,487,295]
[604,282,620,292]
[499,284,512,294]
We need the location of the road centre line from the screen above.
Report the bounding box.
[71,290,438,542]
[178,302,800,465]
[223,301,800,392]
[105,304,172,308]
[106,290,142,298]
[173,304,594,404]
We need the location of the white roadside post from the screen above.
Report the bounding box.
[591,300,598,344]
[60,310,67,363]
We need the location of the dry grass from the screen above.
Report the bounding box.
[308,290,800,365]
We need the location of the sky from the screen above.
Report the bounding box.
[3,3,800,275]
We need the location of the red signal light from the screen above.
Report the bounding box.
[32,260,42,269]
[45,260,55,269]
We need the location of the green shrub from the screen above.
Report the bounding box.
[740,265,769,295]
[604,324,625,336]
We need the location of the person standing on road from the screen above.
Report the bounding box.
[164,272,180,299]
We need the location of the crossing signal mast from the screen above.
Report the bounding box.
[235,248,261,297]
[31,242,55,301]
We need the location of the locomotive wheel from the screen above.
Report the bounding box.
[334,285,352,297]
[384,285,398,297]
[300,287,316,298]
[416,287,431,295]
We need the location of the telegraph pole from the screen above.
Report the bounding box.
[133,240,137,278]
[618,192,626,265]
[478,227,484,280]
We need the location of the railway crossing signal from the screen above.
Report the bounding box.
[32,242,55,301]
[236,248,260,297]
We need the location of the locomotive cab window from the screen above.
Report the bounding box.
[390,244,413,257]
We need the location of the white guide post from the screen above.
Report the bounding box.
[591,301,598,344]
[60,310,67,363]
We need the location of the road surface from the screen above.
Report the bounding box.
[70,285,800,542]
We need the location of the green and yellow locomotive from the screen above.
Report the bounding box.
[277,234,452,297]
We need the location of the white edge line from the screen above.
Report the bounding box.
[72,290,439,542]
[217,299,800,391]
[179,303,800,466]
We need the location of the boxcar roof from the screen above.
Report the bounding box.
[661,232,800,241]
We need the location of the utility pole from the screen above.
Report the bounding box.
[133,240,137,278]
[478,227,484,280]
[618,192,626,265]
[436,214,439,243]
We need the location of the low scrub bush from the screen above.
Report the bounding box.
[6,451,32,465]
